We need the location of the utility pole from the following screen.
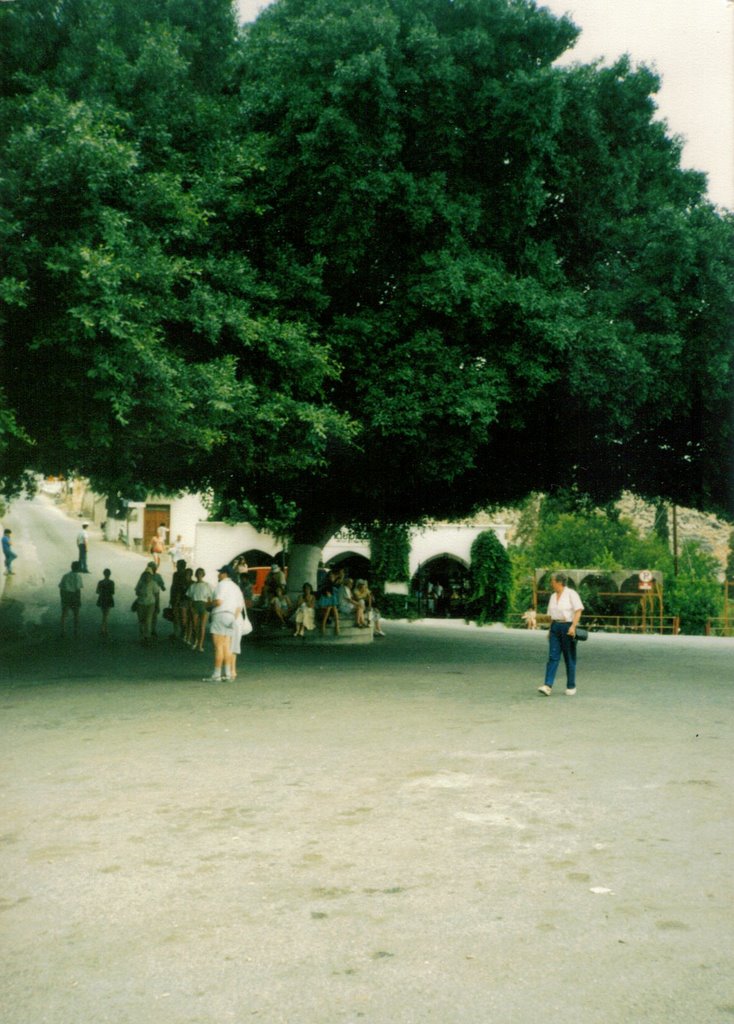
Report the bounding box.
[672,504,679,576]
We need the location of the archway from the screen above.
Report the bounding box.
[412,554,471,617]
[233,548,275,568]
[326,551,372,583]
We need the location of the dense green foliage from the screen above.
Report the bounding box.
[0,0,352,513]
[666,542,724,634]
[369,522,411,584]
[467,529,512,624]
[507,493,724,633]
[2,0,733,540]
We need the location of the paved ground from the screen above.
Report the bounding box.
[1,497,733,1023]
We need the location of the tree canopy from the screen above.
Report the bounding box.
[2,0,733,542]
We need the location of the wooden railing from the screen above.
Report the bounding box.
[705,618,734,637]
[508,614,679,635]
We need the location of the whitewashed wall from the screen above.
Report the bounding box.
[105,493,209,554]
[193,521,281,580]
[407,521,510,578]
[193,518,510,583]
[163,493,209,549]
[322,531,370,565]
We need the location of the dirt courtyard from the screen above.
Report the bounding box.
[2,604,733,1023]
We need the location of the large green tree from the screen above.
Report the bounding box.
[0,0,351,505]
[2,0,733,590]
[232,0,734,582]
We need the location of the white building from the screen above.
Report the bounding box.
[193,513,513,591]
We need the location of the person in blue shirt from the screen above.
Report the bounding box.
[2,529,17,575]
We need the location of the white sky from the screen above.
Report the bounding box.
[236,0,734,210]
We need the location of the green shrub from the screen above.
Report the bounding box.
[378,593,421,620]
[668,542,724,634]
[466,530,512,624]
[507,548,535,620]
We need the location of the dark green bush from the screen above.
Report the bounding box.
[466,530,512,624]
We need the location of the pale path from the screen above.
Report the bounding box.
[1,498,733,1023]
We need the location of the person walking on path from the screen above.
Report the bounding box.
[76,524,90,573]
[538,571,584,696]
[204,566,243,682]
[2,528,17,575]
[148,562,167,638]
[149,532,164,567]
[59,560,84,637]
[134,564,159,644]
[169,559,189,640]
[95,568,115,637]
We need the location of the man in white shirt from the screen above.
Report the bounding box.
[538,571,584,696]
[204,566,244,682]
[76,524,89,573]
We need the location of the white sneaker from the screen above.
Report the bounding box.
[537,685,552,696]
[565,687,577,696]
[203,674,222,682]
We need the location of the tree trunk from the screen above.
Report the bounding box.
[285,516,342,601]
[286,543,323,602]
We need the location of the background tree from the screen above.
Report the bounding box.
[726,531,734,583]
[2,0,733,596]
[667,542,723,635]
[504,494,729,634]
[233,0,734,586]
[0,0,352,504]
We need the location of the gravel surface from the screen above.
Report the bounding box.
[2,497,732,1023]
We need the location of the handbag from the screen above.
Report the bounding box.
[574,626,589,642]
[241,610,253,636]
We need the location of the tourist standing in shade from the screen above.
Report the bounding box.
[59,560,83,638]
[96,568,115,637]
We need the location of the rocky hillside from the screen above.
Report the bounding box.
[617,494,732,576]
[473,493,732,577]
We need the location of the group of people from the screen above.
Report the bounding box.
[422,578,470,618]
[16,515,585,693]
[262,566,385,637]
[56,547,254,685]
[134,559,252,681]
[58,560,112,638]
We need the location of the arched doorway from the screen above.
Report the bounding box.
[412,554,471,618]
[234,548,275,568]
[326,551,372,583]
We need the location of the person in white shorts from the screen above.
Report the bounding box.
[204,566,243,682]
